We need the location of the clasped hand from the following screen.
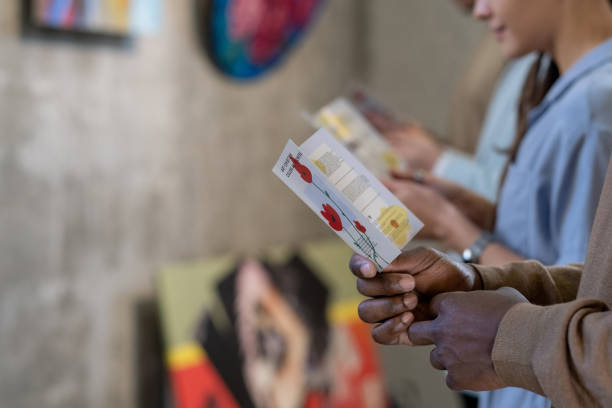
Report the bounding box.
[350,248,528,391]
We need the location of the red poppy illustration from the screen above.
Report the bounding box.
[354,220,366,233]
[290,155,312,183]
[321,203,343,231]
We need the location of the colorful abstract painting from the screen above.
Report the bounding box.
[202,0,326,80]
[158,240,390,408]
[26,0,161,36]
[29,0,131,34]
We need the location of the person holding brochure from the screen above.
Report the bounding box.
[385,0,612,264]
[362,0,534,203]
[348,153,612,406]
[353,0,612,407]
[384,0,612,273]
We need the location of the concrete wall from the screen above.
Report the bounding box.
[363,0,486,138]
[0,1,484,407]
[0,1,361,407]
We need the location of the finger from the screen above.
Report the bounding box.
[371,312,415,345]
[390,169,415,181]
[358,293,418,323]
[364,112,395,133]
[349,253,377,278]
[379,177,405,193]
[382,247,445,275]
[429,347,446,371]
[390,169,433,185]
[395,330,413,346]
[356,273,415,297]
[445,372,462,391]
[407,320,436,345]
[385,127,412,139]
[411,300,436,322]
[429,292,454,316]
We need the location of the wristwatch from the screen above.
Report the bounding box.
[461,232,494,263]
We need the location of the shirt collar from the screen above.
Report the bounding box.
[529,37,612,124]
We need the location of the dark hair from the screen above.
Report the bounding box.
[510,0,612,162]
[495,53,560,204]
[509,53,560,163]
[494,0,612,204]
[509,0,612,159]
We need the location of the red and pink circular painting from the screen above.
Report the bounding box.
[199,0,326,80]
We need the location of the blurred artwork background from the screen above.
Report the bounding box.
[199,0,326,80]
[159,240,388,408]
[24,0,162,36]
[0,1,484,407]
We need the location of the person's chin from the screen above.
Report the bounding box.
[500,41,529,60]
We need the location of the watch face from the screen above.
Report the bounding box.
[200,0,326,80]
[462,248,474,263]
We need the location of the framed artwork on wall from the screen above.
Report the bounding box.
[21,0,162,43]
[196,0,327,81]
[22,0,132,38]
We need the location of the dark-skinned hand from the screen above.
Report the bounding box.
[350,249,530,391]
[349,247,482,345]
[409,287,528,391]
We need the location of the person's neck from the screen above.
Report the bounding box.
[551,0,612,74]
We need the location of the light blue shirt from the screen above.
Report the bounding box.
[480,38,612,408]
[433,55,536,202]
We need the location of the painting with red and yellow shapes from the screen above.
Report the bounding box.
[158,240,390,408]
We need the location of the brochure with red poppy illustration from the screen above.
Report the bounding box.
[273,129,423,270]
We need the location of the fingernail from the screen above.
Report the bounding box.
[360,262,375,277]
[399,276,414,291]
[400,312,413,325]
[403,293,417,309]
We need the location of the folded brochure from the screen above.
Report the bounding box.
[273,128,423,270]
[305,97,405,177]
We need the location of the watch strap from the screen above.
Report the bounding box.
[462,232,494,263]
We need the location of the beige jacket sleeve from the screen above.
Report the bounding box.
[473,262,612,407]
[473,261,582,305]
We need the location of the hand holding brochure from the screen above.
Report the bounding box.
[273,129,423,270]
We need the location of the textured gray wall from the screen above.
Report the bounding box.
[0,1,360,407]
[0,1,483,407]
[363,0,486,138]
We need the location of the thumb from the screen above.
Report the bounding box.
[382,247,444,275]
